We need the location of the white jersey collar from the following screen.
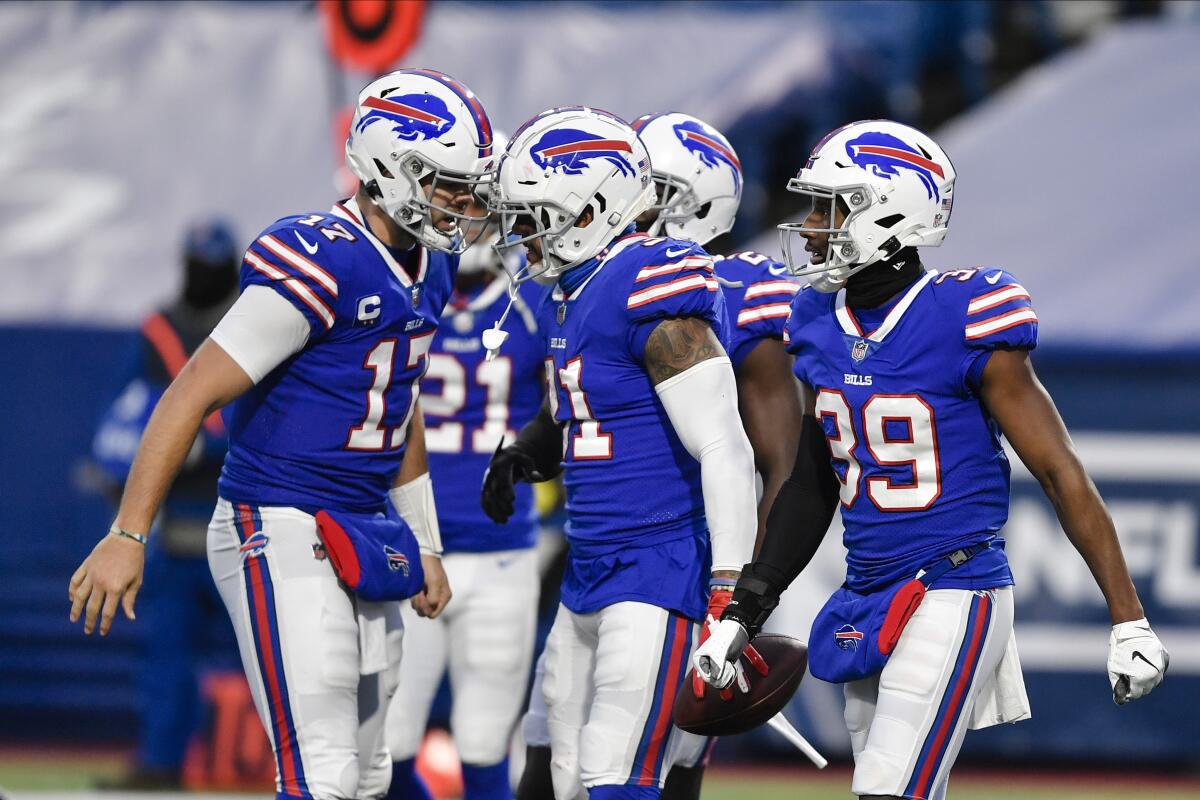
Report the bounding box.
[331,196,428,288]
[834,269,937,342]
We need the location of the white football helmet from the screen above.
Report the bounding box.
[345,68,495,253]
[491,106,654,283]
[632,112,742,245]
[780,119,956,292]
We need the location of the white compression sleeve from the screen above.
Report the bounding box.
[209,284,312,384]
[389,473,444,556]
[654,357,757,573]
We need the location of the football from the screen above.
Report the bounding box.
[672,634,808,737]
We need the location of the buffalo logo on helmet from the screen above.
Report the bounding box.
[530,129,636,177]
[383,545,410,576]
[356,93,457,142]
[672,121,742,190]
[238,531,270,559]
[846,132,945,201]
[834,623,864,652]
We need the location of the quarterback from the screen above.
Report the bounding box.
[695,120,1168,800]
[68,70,495,800]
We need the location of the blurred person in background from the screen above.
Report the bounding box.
[91,219,240,790]
[514,112,804,800]
[385,189,546,800]
[696,119,1168,800]
[67,69,495,800]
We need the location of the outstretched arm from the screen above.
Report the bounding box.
[734,338,804,551]
[69,340,254,634]
[981,348,1166,703]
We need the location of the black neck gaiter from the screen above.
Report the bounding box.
[845,247,925,309]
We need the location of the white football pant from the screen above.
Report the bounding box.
[844,587,1019,800]
[541,601,707,799]
[385,547,539,765]
[207,499,404,800]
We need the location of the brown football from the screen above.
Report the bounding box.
[672,634,807,737]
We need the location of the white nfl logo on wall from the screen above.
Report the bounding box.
[852,338,869,363]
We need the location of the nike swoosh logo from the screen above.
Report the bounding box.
[295,232,320,255]
[665,246,691,258]
[985,271,1003,284]
[1132,650,1165,675]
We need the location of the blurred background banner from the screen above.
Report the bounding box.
[2,0,1198,786]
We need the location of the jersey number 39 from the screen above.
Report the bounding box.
[816,389,942,512]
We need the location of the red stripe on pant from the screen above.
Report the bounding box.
[636,615,689,785]
[239,505,301,796]
[910,593,991,798]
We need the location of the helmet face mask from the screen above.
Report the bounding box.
[779,120,955,292]
[779,180,882,291]
[345,69,495,254]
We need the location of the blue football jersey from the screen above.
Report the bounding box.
[785,267,1039,592]
[422,276,546,553]
[539,232,729,621]
[714,251,800,369]
[219,197,455,514]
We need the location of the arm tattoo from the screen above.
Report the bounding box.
[643,317,724,385]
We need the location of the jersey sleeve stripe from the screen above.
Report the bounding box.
[627,274,718,309]
[635,256,713,282]
[245,252,335,329]
[967,284,1029,315]
[258,234,339,297]
[737,303,792,326]
[742,281,800,300]
[964,308,1038,340]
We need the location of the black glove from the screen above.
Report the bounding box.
[481,441,542,524]
[481,405,565,523]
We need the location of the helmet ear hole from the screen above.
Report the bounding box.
[694,201,712,220]
[373,158,396,180]
[875,213,904,228]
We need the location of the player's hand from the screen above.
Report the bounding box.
[694,618,768,693]
[68,532,145,636]
[481,441,539,524]
[694,588,734,698]
[411,553,451,619]
[1108,618,1168,705]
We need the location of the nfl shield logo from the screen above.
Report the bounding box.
[557,304,567,325]
[410,284,422,306]
[851,338,869,363]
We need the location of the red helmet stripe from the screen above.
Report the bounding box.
[362,95,445,125]
[851,144,945,178]
[538,139,633,158]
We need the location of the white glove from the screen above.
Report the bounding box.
[1107,618,1168,705]
[693,618,750,691]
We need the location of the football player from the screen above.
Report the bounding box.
[384,189,546,800]
[515,112,803,800]
[694,120,1169,800]
[68,70,495,800]
[482,107,759,800]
